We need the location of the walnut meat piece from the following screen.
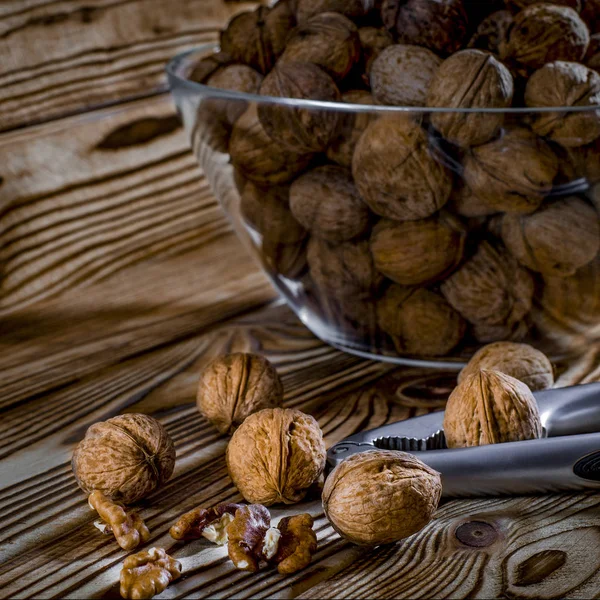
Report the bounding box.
[230,106,314,185]
[506,5,590,70]
[220,4,296,74]
[459,342,554,391]
[381,0,469,56]
[353,115,452,221]
[170,502,243,543]
[323,450,442,545]
[441,242,535,342]
[427,50,514,147]
[280,12,361,81]
[443,370,543,448]
[525,61,600,148]
[120,547,182,600]
[377,285,466,356]
[359,27,394,76]
[227,408,326,506]
[296,0,375,23]
[468,10,513,57]
[371,45,442,107]
[501,196,600,277]
[72,414,175,505]
[463,128,558,214]
[197,353,284,436]
[226,505,271,571]
[258,62,341,153]
[370,213,466,286]
[290,166,370,243]
[270,514,318,574]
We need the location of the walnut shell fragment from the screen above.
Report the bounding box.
[226,408,326,505]
[443,370,543,448]
[72,414,175,505]
[322,449,442,545]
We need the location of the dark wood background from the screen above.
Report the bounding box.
[2,1,600,598]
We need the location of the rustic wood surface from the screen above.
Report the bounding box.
[2,1,600,598]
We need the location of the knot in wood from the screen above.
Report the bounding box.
[455,521,498,548]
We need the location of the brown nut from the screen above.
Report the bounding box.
[241,182,307,244]
[197,353,284,436]
[441,241,535,339]
[525,61,600,148]
[381,0,469,56]
[443,370,543,448]
[371,44,442,107]
[448,181,498,218]
[270,514,318,574]
[169,502,243,543]
[226,408,326,506]
[377,285,466,356]
[359,27,394,76]
[289,165,370,243]
[322,450,442,546]
[352,115,453,221]
[296,0,375,24]
[89,491,150,551]
[468,10,514,57]
[280,12,361,81]
[506,5,590,70]
[258,61,341,153]
[427,49,514,147]
[220,4,296,74]
[72,414,175,505]
[370,213,466,286]
[119,547,182,600]
[501,196,600,277]
[189,51,235,84]
[326,90,376,168]
[226,505,271,571]
[458,342,554,391]
[463,128,558,214]
[230,106,314,185]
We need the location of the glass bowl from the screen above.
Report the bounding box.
[167,44,600,368]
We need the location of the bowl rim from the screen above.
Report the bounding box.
[167,44,600,115]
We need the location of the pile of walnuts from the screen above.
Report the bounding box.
[192,0,600,358]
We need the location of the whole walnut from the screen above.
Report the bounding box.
[258,62,341,153]
[352,115,453,221]
[226,408,326,505]
[241,182,307,243]
[359,27,394,76]
[280,12,361,81]
[525,61,600,148]
[72,414,175,504]
[197,353,284,435]
[307,236,383,297]
[506,5,590,70]
[371,45,442,106]
[322,450,442,545]
[463,128,558,214]
[458,341,554,391]
[443,370,543,448]
[427,49,514,147]
[296,0,375,24]
[189,51,235,83]
[262,238,309,279]
[468,10,514,57]
[501,196,600,277]
[448,181,498,218]
[290,166,370,243]
[370,213,467,286]
[220,3,296,74]
[377,285,466,356]
[381,0,469,56]
[441,241,535,339]
[229,106,314,184]
[326,90,376,168]
[581,0,600,33]
[587,33,600,69]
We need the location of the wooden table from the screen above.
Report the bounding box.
[2,2,600,598]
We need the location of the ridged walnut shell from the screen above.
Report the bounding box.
[427,49,514,147]
[296,0,375,24]
[370,213,466,286]
[468,10,513,57]
[501,196,600,277]
[322,450,442,545]
[197,353,284,435]
[458,342,554,391]
[377,285,466,356]
[226,408,326,505]
[353,115,452,221]
[359,27,394,75]
[72,414,175,504]
[443,370,543,448]
[189,51,235,84]
[525,61,600,149]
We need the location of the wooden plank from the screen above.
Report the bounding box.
[0,0,259,131]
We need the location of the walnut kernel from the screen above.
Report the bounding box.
[227,504,271,571]
[170,502,243,543]
[120,547,182,600]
